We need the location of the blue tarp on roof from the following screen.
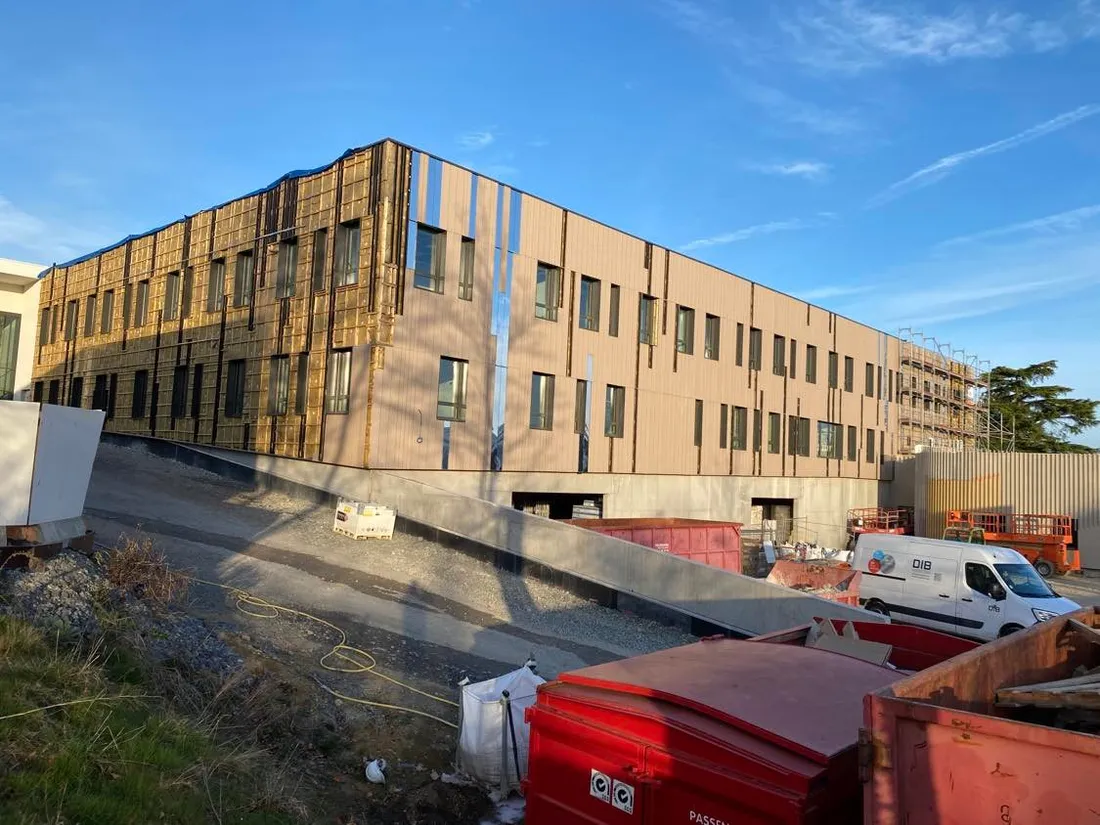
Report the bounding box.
[39,144,372,279]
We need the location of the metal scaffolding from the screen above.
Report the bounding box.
[897,328,1015,454]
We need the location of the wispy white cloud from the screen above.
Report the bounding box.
[937,204,1100,248]
[869,104,1100,206]
[782,0,1099,73]
[0,194,110,262]
[735,78,864,136]
[681,213,835,251]
[660,0,752,50]
[798,284,873,301]
[457,130,495,150]
[750,160,831,180]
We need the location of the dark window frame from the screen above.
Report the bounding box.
[529,372,556,430]
[325,349,352,415]
[437,356,469,422]
[676,305,695,355]
[579,275,601,331]
[604,384,626,438]
[535,262,562,321]
[225,360,246,418]
[413,223,446,293]
[704,314,720,360]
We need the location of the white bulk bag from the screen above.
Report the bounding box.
[457,666,544,790]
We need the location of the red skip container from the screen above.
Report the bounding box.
[524,638,902,824]
[565,517,743,573]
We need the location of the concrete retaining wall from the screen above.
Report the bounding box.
[163,442,884,636]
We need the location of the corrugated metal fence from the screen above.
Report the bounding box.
[913,451,1100,568]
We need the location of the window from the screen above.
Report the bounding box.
[790,339,797,380]
[847,425,857,461]
[579,276,601,331]
[268,355,290,415]
[817,421,843,459]
[788,416,810,457]
[748,327,762,370]
[207,258,226,311]
[865,362,874,397]
[92,374,108,411]
[334,220,361,287]
[752,408,762,452]
[437,356,468,421]
[880,431,885,466]
[191,364,203,418]
[123,284,132,330]
[164,271,181,320]
[767,412,780,454]
[132,369,149,418]
[889,369,895,402]
[704,314,720,360]
[311,229,328,292]
[828,351,838,388]
[719,404,728,449]
[877,366,883,400]
[181,267,194,318]
[694,400,704,447]
[638,295,657,344]
[458,238,474,301]
[772,334,786,376]
[32,381,43,402]
[965,563,1000,599]
[233,252,254,307]
[840,356,851,392]
[325,350,352,414]
[413,224,445,293]
[39,307,50,348]
[295,353,309,415]
[574,380,588,434]
[604,385,625,438]
[84,296,97,337]
[608,285,620,336]
[676,306,695,354]
[47,379,60,405]
[731,406,747,450]
[535,262,561,320]
[134,280,150,326]
[735,323,744,366]
[107,373,117,419]
[68,376,83,408]
[866,428,876,463]
[529,372,555,430]
[806,345,817,383]
[225,360,246,418]
[276,239,298,298]
[1,313,19,399]
[171,365,188,418]
[64,300,78,341]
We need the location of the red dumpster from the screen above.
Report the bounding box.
[752,617,978,673]
[865,606,1100,824]
[765,560,863,607]
[524,638,902,824]
[565,517,743,573]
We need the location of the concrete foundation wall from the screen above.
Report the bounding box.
[187,444,884,636]
[388,469,882,549]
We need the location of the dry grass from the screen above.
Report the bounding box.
[103,534,190,607]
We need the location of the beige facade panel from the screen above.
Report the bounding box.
[913,451,1100,567]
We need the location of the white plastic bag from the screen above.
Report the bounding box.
[457,667,544,789]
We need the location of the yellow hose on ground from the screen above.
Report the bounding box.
[183,573,460,729]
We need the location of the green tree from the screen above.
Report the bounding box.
[987,361,1098,453]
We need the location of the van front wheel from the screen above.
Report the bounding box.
[864,599,889,616]
[1034,559,1055,578]
[999,624,1024,637]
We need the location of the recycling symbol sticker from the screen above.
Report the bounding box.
[590,770,611,803]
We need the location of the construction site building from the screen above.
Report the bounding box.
[28,139,980,545]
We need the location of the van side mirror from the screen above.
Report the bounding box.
[991,584,1007,601]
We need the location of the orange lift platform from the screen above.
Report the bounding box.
[945,510,1081,578]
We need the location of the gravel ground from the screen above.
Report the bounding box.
[91,442,695,659]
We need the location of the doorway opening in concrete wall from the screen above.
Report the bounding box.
[751,497,795,544]
[512,492,604,520]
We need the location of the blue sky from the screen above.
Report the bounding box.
[2,0,1099,445]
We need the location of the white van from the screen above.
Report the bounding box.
[853,533,1080,641]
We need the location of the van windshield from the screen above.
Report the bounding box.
[994,564,1056,599]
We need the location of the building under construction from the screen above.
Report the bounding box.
[28,138,996,543]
